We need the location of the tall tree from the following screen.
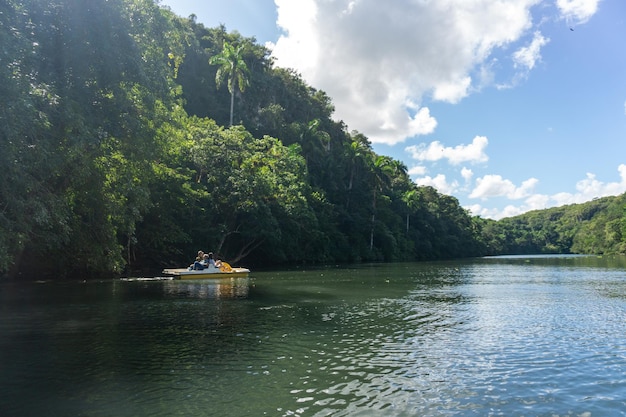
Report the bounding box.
[369,155,395,251]
[0,0,188,277]
[209,41,249,126]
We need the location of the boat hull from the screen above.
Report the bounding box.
[162,267,250,279]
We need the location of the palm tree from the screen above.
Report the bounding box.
[402,189,421,235]
[368,155,395,251]
[209,41,249,126]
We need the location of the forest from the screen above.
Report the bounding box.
[1,0,625,279]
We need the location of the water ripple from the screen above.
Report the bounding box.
[3,260,626,416]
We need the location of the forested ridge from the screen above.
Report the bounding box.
[1,0,625,279]
[481,194,626,256]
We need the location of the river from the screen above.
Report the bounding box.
[1,255,626,416]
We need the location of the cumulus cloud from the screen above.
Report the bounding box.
[414,174,459,196]
[268,0,605,221]
[271,0,319,72]
[556,0,600,25]
[467,165,626,220]
[574,165,626,196]
[513,31,549,71]
[469,175,539,200]
[468,204,523,220]
[461,167,474,182]
[405,136,489,165]
[270,0,541,145]
[433,76,472,104]
[408,166,427,176]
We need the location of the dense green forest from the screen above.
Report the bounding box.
[482,194,626,256]
[1,0,625,279]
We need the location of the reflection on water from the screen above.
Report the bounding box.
[1,256,626,416]
[161,277,250,299]
[117,276,251,299]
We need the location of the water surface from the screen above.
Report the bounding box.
[1,255,626,416]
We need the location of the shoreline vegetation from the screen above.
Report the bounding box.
[2,0,625,280]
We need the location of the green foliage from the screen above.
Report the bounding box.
[209,40,250,126]
[1,0,544,279]
[0,0,184,277]
[486,195,626,256]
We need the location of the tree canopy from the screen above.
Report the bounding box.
[1,0,624,279]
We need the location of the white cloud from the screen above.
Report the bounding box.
[468,204,527,220]
[270,0,319,72]
[515,178,542,199]
[523,193,552,210]
[268,0,606,221]
[513,31,549,71]
[546,166,626,206]
[469,175,539,200]
[413,167,474,196]
[271,0,542,145]
[556,0,600,25]
[466,204,489,218]
[406,136,489,165]
[461,167,474,182]
[408,166,427,176]
[433,76,472,104]
[414,174,459,196]
[576,165,626,196]
[467,165,626,220]
[467,192,552,219]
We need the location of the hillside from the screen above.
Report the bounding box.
[1,0,488,278]
[483,194,626,255]
[2,1,625,279]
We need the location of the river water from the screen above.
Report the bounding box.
[1,255,626,416]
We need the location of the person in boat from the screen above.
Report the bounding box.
[190,250,206,270]
[205,252,223,268]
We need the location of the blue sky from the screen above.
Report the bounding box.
[159,0,626,219]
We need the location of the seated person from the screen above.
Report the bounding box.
[190,261,205,270]
[206,252,220,268]
[189,250,206,270]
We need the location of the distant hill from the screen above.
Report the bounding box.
[483,193,626,255]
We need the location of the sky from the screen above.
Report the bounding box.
[158,0,626,220]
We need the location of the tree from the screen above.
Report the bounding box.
[369,155,395,251]
[0,0,187,277]
[209,41,249,126]
[402,189,421,235]
[4,0,517,277]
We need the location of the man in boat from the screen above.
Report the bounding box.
[188,250,224,270]
[190,250,206,270]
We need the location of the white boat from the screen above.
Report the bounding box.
[162,263,250,279]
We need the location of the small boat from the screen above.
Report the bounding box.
[162,262,250,279]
